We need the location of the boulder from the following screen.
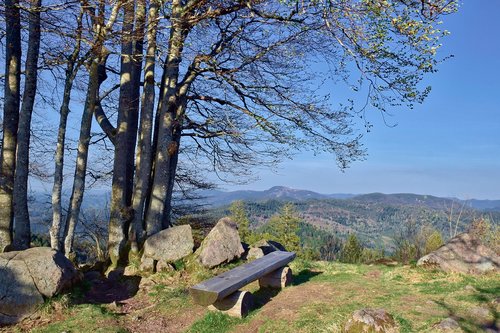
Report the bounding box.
[247,240,286,260]
[196,217,244,268]
[344,308,399,333]
[0,247,80,325]
[247,247,266,260]
[432,318,463,332]
[417,233,499,274]
[142,225,194,265]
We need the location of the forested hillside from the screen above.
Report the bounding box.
[204,192,500,250]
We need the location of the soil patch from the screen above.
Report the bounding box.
[235,282,336,333]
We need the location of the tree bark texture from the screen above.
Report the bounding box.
[130,0,158,252]
[0,0,22,252]
[108,0,140,267]
[144,12,188,237]
[50,20,82,250]
[63,56,102,257]
[61,0,122,258]
[13,0,42,250]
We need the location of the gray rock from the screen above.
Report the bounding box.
[247,240,286,260]
[247,247,266,260]
[433,317,462,332]
[464,285,477,292]
[142,225,194,264]
[156,260,174,272]
[0,247,80,325]
[344,308,399,333]
[196,217,244,268]
[469,306,493,324]
[139,257,155,272]
[417,233,499,274]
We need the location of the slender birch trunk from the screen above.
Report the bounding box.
[50,9,83,251]
[13,0,42,250]
[0,0,22,252]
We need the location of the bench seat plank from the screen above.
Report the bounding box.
[190,251,296,306]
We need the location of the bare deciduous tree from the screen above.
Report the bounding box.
[13,0,42,250]
[0,0,21,251]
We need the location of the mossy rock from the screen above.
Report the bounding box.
[344,308,399,333]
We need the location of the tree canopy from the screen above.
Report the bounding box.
[0,0,457,266]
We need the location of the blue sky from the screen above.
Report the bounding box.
[222,1,500,200]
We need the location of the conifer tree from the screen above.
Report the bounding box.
[268,203,301,252]
[339,234,364,263]
[229,200,251,243]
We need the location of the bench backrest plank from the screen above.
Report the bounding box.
[190,251,296,306]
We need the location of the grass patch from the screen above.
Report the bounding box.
[32,304,125,333]
[18,259,500,333]
[187,311,244,333]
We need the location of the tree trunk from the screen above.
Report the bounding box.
[50,13,83,250]
[144,8,188,235]
[130,0,158,253]
[63,54,103,257]
[108,1,139,268]
[13,0,42,250]
[161,101,184,229]
[62,0,122,258]
[0,0,22,252]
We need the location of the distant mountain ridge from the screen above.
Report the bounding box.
[200,186,355,206]
[201,186,500,211]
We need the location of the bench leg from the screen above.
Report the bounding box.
[258,266,292,288]
[207,290,254,318]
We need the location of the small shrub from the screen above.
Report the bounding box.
[361,247,385,263]
[424,230,444,254]
[299,247,320,261]
[469,217,500,255]
[393,240,418,264]
[319,234,343,261]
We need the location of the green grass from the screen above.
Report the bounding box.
[187,312,244,333]
[16,260,499,333]
[32,304,126,333]
[220,261,499,333]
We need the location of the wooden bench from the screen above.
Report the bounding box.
[189,251,296,317]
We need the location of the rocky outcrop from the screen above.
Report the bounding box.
[247,240,286,260]
[142,225,194,265]
[196,217,244,268]
[344,308,399,333]
[0,247,80,325]
[417,233,499,274]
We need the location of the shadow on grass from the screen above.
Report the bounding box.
[292,269,322,286]
[247,269,322,312]
[75,270,142,305]
[434,290,498,333]
[252,287,281,310]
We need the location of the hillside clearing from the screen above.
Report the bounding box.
[3,261,498,333]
